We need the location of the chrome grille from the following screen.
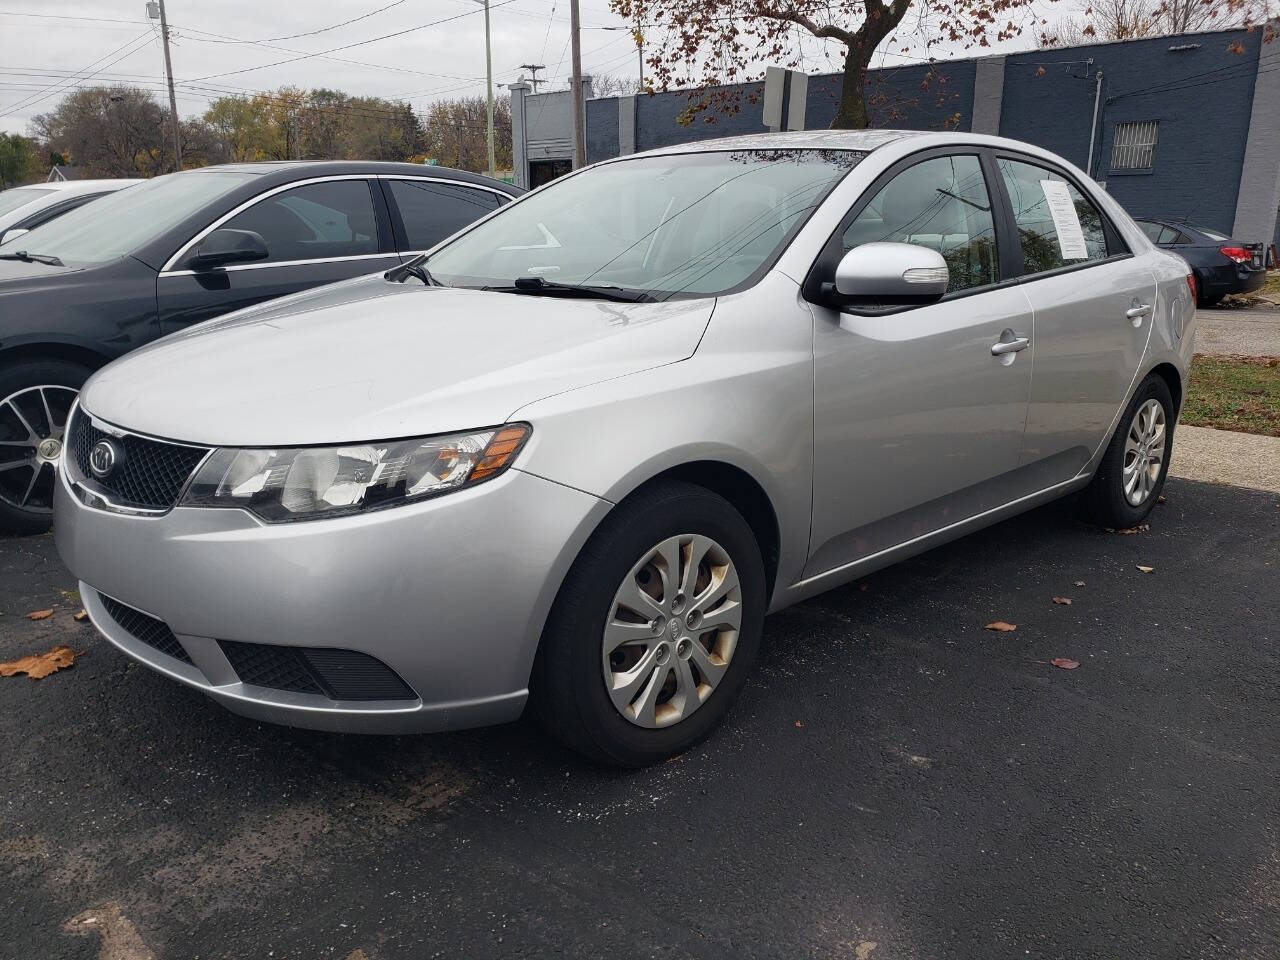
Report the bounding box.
[68,407,210,510]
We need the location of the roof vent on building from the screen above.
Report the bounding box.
[1167,43,1202,51]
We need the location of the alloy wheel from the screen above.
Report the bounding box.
[602,533,743,729]
[0,385,78,514]
[1122,397,1166,507]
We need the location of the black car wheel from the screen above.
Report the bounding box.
[0,360,90,533]
[532,481,766,767]
[1082,373,1175,529]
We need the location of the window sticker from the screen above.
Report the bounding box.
[1039,179,1089,260]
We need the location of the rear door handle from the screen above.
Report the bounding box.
[991,336,1030,356]
[1127,303,1152,323]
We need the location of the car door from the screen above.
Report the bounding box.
[806,150,1037,577]
[991,154,1155,483]
[380,177,507,256]
[156,177,399,334]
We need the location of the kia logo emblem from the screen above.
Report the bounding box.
[89,439,121,479]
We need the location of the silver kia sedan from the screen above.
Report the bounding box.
[55,131,1196,765]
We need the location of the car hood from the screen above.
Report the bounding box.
[80,274,715,447]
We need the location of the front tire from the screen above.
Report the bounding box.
[1083,373,1175,528]
[532,481,766,767]
[0,360,90,534]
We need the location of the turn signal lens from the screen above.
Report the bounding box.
[181,423,531,522]
[1186,273,1197,302]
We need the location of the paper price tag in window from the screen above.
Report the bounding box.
[1039,179,1088,260]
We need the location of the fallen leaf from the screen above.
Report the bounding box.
[794,720,804,728]
[0,645,76,680]
[1073,580,1086,587]
[1157,494,1167,503]
[1050,657,1080,670]
[856,943,879,960]
[984,621,1017,632]
[1136,565,1154,574]
[1052,596,1073,605]
[73,609,89,622]
[1106,524,1150,534]
[26,609,53,621]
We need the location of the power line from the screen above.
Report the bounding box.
[183,1,519,84]
[0,29,155,121]
[259,0,410,42]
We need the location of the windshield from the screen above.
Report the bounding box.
[0,187,52,218]
[426,149,865,299]
[6,171,253,265]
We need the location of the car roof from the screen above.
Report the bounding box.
[636,129,925,158]
[41,178,142,193]
[187,160,521,193]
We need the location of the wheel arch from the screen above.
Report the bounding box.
[0,339,113,374]
[604,459,783,602]
[1148,361,1183,417]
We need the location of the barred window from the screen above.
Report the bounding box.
[1111,121,1159,170]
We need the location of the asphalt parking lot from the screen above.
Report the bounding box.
[2,476,1278,960]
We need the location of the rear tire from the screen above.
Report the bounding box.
[1082,373,1175,529]
[0,360,91,534]
[531,481,766,767]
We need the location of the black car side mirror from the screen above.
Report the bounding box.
[192,228,269,269]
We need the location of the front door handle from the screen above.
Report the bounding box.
[991,335,1031,356]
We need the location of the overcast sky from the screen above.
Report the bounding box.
[0,0,1069,135]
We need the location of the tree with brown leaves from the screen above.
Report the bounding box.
[612,0,1047,128]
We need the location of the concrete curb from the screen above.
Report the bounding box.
[1171,423,1280,493]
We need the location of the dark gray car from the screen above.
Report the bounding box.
[0,161,520,531]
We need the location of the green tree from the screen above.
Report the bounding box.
[0,133,41,188]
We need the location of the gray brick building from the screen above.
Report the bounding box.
[510,27,1280,251]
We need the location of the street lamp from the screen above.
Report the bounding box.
[474,0,496,177]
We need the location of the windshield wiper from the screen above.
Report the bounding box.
[491,276,655,303]
[385,253,442,286]
[0,250,63,266]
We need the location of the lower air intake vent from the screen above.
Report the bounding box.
[98,594,192,664]
[219,641,415,701]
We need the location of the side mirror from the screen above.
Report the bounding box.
[192,228,269,269]
[830,241,949,306]
[0,227,29,246]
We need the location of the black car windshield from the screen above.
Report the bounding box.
[5,171,254,266]
[426,149,865,299]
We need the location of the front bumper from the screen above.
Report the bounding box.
[55,464,610,734]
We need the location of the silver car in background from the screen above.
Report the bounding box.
[55,131,1196,765]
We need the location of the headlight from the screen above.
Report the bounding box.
[180,424,529,522]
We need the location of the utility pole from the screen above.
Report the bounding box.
[478,0,495,177]
[519,63,546,92]
[150,0,182,171]
[569,0,585,168]
[635,18,644,89]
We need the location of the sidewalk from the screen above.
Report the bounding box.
[1172,423,1280,493]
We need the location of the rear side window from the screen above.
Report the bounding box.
[1138,220,1163,243]
[842,154,999,293]
[222,180,379,264]
[997,157,1109,275]
[388,180,501,250]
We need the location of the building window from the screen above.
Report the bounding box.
[1111,121,1159,170]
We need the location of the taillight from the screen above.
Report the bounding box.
[1220,245,1251,264]
[1186,273,1196,302]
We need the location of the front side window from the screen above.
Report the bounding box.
[997,158,1109,275]
[221,179,379,264]
[425,149,865,299]
[389,180,501,250]
[842,154,999,293]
